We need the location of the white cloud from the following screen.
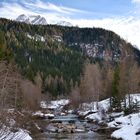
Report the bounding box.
[0,2,35,19]
[0,0,86,21]
[132,0,140,3]
[0,0,71,21]
[21,0,85,15]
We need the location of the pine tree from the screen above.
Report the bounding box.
[111,65,121,111]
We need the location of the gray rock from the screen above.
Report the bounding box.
[46,124,58,132]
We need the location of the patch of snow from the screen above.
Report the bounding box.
[40,101,47,109]
[86,112,102,122]
[53,35,63,42]
[98,98,110,112]
[27,33,45,42]
[40,99,69,110]
[57,21,73,27]
[33,111,44,117]
[0,129,32,140]
[27,34,34,40]
[67,110,73,114]
[60,112,66,116]
[80,98,110,113]
[78,110,96,116]
[33,111,54,118]
[124,94,140,108]
[108,113,140,140]
[80,102,98,112]
[75,129,85,132]
[44,114,54,118]
[40,36,45,42]
[78,98,110,120]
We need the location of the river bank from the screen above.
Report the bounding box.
[31,99,112,140]
[31,94,140,140]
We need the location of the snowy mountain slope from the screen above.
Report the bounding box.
[16,14,73,27]
[56,21,73,27]
[16,14,47,25]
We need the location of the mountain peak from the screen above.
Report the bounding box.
[16,14,29,23]
[57,21,73,27]
[16,14,74,27]
[16,14,47,25]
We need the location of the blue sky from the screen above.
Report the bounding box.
[0,0,140,48]
[0,0,138,19]
[44,0,134,17]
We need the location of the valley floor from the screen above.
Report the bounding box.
[39,94,140,140]
[1,94,140,140]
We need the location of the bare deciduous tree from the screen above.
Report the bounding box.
[80,63,102,107]
[34,72,43,90]
[119,56,140,111]
[0,61,28,139]
[20,80,41,110]
[0,61,22,109]
[69,86,81,108]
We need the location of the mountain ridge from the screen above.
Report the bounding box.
[16,14,47,25]
[16,14,73,27]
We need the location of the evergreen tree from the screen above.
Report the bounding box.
[111,65,121,111]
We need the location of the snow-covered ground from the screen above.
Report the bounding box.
[40,99,69,110]
[124,94,140,108]
[108,113,140,140]
[77,94,140,140]
[78,98,110,122]
[0,129,32,140]
[39,94,140,140]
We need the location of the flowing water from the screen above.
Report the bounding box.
[33,114,110,140]
[34,132,108,140]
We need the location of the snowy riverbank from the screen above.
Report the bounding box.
[0,129,32,140]
[108,113,140,140]
[40,94,140,140]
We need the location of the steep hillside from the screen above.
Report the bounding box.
[0,18,140,96]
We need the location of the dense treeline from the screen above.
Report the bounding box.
[0,19,85,96]
[0,18,140,97]
[70,58,140,114]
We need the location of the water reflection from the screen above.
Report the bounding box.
[34,131,108,140]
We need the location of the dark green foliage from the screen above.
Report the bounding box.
[0,30,13,61]
[0,18,85,96]
[0,31,6,59]
[111,66,121,111]
[112,66,120,96]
